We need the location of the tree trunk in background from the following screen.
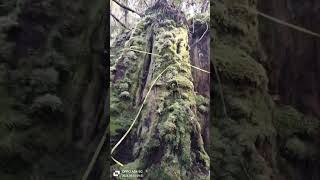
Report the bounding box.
[0,0,107,179]
[110,1,209,179]
[258,0,320,118]
[257,0,320,179]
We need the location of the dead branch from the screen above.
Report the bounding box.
[191,21,209,47]
[111,13,130,30]
[143,0,149,8]
[112,0,142,17]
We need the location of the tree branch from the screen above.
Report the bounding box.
[191,22,209,47]
[143,0,149,8]
[112,0,142,16]
[111,13,129,30]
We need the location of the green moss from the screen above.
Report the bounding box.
[199,150,210,168]
[111,9,210,179]
[125,51,137,60]
[30,68,59,93]
[146,166,180,180]
[190,13,210,23]
[162,32,174,39]
[285,137,307,159]
[167,75,194,90]
[274,105,320,138]
[195,95,209,105]
[215,43,268,89]
[181,133,191,166]
[181,92,196,105]
[198,105,208,113]
[119,91,130,100]
[110,121,122,135]
[31,94,63,114]
[195,95,209,113]
[118,82,129,91]
[163,121,176,132]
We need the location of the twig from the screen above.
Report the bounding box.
[111,13,129,30]
[112,0,142,17]
[240,159,252,180]
[143,0,149,8]
[122,48,162,57]
[191,21,209,47]
[213,56,228,119]
[240,4,320,38]
[81,124,109,180]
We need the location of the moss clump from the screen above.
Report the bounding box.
[212,1,259,54]
[30,68,59,93]
[167,75,194,90]
[30,94,63,114]
[119,91,130,100]
[285,137,307,159]
[145,166,180,180]
[195,95,209,113]
[118,82,129,91]
[189,13,210,23]
[215,43,268,89]
[274,105,320,138]
[198,105,208,113]
[125,51,137,60]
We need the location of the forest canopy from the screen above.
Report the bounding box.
[110,0,209,45]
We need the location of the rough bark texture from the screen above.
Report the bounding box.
[0,0,107,179]
[212,0,320,180]
[258,0,320,118]
[110,1,209,179]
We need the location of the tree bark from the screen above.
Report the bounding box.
[110,2,209,179]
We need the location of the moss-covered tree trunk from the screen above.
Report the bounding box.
[111,1,209,179]
[0,0,107,179]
